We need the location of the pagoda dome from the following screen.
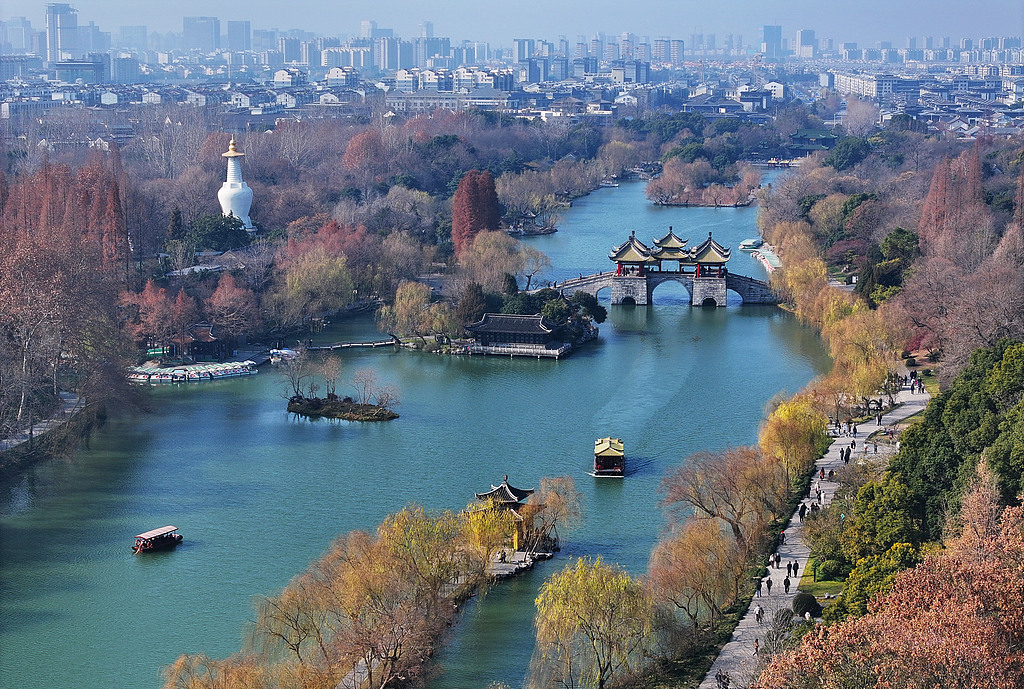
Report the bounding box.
[217,137,254,230]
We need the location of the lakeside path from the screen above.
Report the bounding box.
[697,383,931,689]
[0,391,85,453]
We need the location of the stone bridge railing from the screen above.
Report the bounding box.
[541,270,777,307]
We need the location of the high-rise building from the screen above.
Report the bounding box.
[117,25,147,51]
[182,16,220,52]
[2,17,34,53]
[669,39,684,63]
[513,38,535,62]
[226,21,250,51]
[78,21,109,53]
[419,21,433,39]
[45,3,78,64]
[760,25,782,59]
[278,37,300,62]
[796,29,815,58]
[252,29,277,51]
[652,37,670,62]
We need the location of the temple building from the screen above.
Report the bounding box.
[217,137,254,231]
[465,313,574,358]
[475,475,535,551]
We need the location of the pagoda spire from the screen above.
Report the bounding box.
[217,136,254,230]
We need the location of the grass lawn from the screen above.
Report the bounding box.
[798,559,845,598]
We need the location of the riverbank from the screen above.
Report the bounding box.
[0,391,86,477]
[695,384,930,689]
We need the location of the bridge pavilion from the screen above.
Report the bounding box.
[609,229,731,277]
[556,226,776,306]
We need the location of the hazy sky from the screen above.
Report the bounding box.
[6,0,1024,47]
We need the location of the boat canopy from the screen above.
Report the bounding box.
[594,437,624,457]
[136,525,179,540]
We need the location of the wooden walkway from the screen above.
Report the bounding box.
[0,391,85,453]
[308,337,400,352]
[696,384,930,689]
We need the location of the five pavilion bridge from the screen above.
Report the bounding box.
[553,229,778,307]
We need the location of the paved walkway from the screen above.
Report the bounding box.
[697,383,930,689]
[0,391,85,453]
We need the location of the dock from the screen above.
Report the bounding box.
[486,550,553,579]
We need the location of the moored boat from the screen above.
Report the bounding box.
[739,237,763,250]
[592,437,625,477]
[132,525,183,553]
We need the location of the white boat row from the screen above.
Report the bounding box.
[128,361,258,384]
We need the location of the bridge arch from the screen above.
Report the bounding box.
[648,275,693,305]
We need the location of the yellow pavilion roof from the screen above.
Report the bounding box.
[653,227,688,250]
[691,232,731,264]
[608,233,657,263]
[650,246,691,261]
[594,437,624,457]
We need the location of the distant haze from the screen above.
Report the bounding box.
[6,0,1024,46]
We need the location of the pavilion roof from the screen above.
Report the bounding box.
[465,313,559,335]
[609,232,657,263]
[691,232,731,264]
[653,227,688,250]
[475,476,535,504]
[649,246,691,261]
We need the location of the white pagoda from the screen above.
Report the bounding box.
[217,137,254,231]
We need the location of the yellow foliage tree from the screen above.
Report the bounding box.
[530,557,654,689]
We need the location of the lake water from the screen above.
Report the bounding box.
[0,179,830,689]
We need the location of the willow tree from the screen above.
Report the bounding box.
[530,557,655,689]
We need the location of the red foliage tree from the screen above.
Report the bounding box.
[451,170,499,257]
[755,499,1024,689]
[205,274,260,338]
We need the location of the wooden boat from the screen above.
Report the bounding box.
[591,437,625,477]
[133,525,183,553]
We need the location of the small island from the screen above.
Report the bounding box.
[287,395,399,421]
[282,359,400,421]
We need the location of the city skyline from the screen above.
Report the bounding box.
[3,0,1024,48]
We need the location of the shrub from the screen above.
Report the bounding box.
[818,559,847,580]
[900,350,911,359]
[904,357,917,367]
[791,592,823,618]
[921,368,932,376]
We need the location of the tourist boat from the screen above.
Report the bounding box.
[591,437,625,477]
[739,237,764,250]
[270,348,299,365]
[132,525,183,554]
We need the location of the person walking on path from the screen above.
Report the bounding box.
[765,578,772,595]
[755,604,764,625]
[783,576,791,594]
[753,639,759,656]
[755,578,762,597]
[792,560,799,577]
[787,562,793,576]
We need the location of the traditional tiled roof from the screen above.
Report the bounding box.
[690,232,732,264]
[466,313,559,335]
[594,437,624,458]
[653,227,688,250]
[475,475,534,504]
[609,232,657,263]
[609,229,731,266]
